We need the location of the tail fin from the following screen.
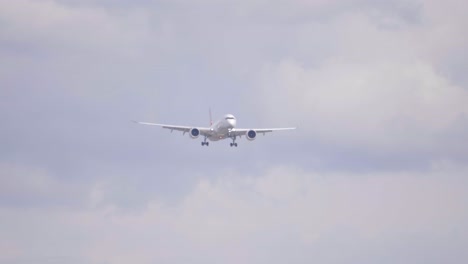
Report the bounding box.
[209,108,213,126]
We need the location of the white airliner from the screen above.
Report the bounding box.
[134,113,295,147]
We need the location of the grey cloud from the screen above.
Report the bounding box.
[0,163,88,208]
[247,0,468,167]
[1,165,467,263]
[1,0,468,262]
[1,0,466,200]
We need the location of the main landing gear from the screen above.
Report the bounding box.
[201,137,209,146]
[230,136,238,147]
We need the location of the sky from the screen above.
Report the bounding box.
[1,0,468,263]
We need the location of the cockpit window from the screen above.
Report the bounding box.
[225,117,235,120]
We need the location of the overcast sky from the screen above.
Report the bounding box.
[1,0,468,263]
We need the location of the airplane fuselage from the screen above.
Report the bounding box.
[207,114,237,141]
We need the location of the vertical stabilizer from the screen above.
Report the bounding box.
[209,108,213,126]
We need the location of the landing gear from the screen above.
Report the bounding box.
[201,137,209,146]
[230,136,238,147]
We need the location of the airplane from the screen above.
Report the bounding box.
[134,113,296,147]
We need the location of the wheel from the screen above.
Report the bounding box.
[235,143,238,147]
[201,142,204,146]
[206,142,209,146]
[230,143,233,147]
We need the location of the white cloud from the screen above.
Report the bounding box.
[1,0,468,262]
[249,2,468,156]
[0,163,86,206]
[0,0,151,57]
[1,164,467,263]
[256,59,468,151]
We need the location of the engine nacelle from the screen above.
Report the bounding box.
[246,130,257,141]
[190,128,200,139]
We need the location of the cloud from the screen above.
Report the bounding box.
[256,59,468,150]
[0,0,151,57]
[248,2,468,162]
[1,0,468,262]
[1,164,467,263]
[0,163,88,207]
[171,164,468,242]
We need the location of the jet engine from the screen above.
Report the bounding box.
[190,128,200,139]
[246,130,257,141]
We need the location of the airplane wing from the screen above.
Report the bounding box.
[133,121,213,136]
[229,127,296,137]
